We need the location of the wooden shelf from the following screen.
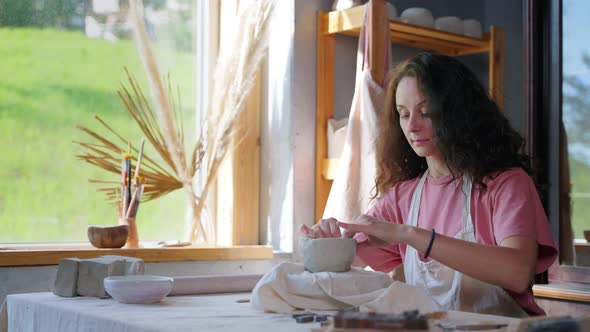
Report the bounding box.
[320,6,491,56]
[533,282,590,303]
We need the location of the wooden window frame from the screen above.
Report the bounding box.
[524,0,590,284]
[0,244,273,267]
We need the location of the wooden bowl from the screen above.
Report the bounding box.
[584,230,590,243]
[87,225,129,248]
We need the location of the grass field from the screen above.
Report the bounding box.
[0,28,195,242]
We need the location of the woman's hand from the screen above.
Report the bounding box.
[300,217,342,238]
[338,214,409,247]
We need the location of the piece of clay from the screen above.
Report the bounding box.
[299,236,356,273]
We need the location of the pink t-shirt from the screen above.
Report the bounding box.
[354,168,558,316]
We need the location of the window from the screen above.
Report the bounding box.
[562,0,590,261]
[525,0,590,280]
[0,0,198,243]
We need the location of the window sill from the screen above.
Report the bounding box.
[0,244,274,267]
[533,282,590,303]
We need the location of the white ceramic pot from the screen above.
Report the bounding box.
[400,7,434,28]
[104,275,174,304]
[434,16,463,35]
[386,2,398,20]
[463,19,483,38]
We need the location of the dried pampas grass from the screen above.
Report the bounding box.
[76,0,276,244]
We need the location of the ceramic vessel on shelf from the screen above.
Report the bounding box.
[584,230,590,242]
[331,0,362,11]
[400,7,434,28]
[463,19,483,38]
[87,225,128,248]
[104,275,174,304]
[386,2,398,20]
[434,16,463,35]
[300,236,356,273]
[119,217,139,248]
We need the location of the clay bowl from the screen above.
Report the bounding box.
[104,275,174,304]
[299,236,356,273]
[584,230,590,242]
[87,225,128,248]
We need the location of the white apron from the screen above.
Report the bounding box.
[323,3,391,223]
[403,171,528,318]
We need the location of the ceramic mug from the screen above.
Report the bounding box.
[434,16,463,35]
[400,7,434,28]
[463,19,483,38]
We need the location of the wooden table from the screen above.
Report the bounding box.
[1,292,517,332]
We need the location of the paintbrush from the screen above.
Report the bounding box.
[126,178,145,219]
[134,138,145,179]
[125,186,140,219]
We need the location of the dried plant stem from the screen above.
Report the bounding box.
[129,0,188,184]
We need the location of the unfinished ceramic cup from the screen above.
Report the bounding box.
[87,225,128,248]
[299,236,356,273]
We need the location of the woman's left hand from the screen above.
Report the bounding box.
[338,214,409,247]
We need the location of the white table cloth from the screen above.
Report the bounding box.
[1,292,314,332]
[1,292,520,332]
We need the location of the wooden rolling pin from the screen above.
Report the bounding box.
[170,274,264,296]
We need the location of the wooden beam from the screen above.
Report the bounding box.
[232,72,261,245]
[326,5,365,34]
[316,12,335,222]
[489,26,505,111]
[369,0,387,85]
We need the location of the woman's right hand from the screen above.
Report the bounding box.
[299,217,342,238]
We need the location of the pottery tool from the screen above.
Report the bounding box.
[123,139,146,219]
[156,240,192,247]
[310,310,430,330]
[121,151,132,217]
[436,322,508,331]
[126,142,132,206]
[169,274,264,296]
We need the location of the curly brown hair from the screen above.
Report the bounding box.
[374,53,531,197]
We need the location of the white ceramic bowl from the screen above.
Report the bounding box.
[300,236,356,273]
[400,7,434,28]
[386,3,398,20]
[463,19,483,38]
[435,16,463,35]
[104,275,174,304]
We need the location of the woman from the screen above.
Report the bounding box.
[302,53,557,317]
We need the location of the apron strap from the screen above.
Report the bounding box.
[407,171,429,227]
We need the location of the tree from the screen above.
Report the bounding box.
[563,52,590,165]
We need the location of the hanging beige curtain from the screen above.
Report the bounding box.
[323,2,391,223]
